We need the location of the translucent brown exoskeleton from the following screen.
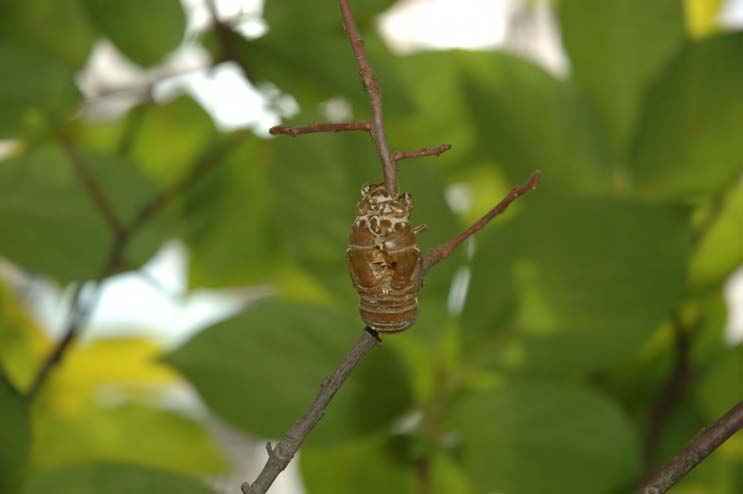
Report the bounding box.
[346,183,424,333]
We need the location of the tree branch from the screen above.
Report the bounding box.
[27,132,246,399]
[423,170,542,271]
[637,400,743,494]
[269,122,372,136]
[57,133,126,238]
[243,329,381,494]
[337,0,397,196]
[392,144,452,163]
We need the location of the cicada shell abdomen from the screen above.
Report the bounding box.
[346,184,423,333]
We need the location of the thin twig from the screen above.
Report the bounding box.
[337,0,397,196]
[423,170,542,271]
[392,144,452,163]
[57,133,126,237]
[27,133,245,399]
[643,315,698,472]
[269,121,372,137]
[243,329,381,494]
[637,400,743,494]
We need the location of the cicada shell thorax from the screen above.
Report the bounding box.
[346,184,423,333]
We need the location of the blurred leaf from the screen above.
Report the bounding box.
[21,462,211,494]
[0,0,97,68]
[0,42,78,138]
[263,0,396,31]
[32,401,226,475]
[696,344,743,459]
[223,25,412,117]
[0,145,174,282]
[82,0,185,66]
[688,184,743,290]
[184,138,288,287]
[128,97,218,185]
[0,281,49,391]
[40,338,176,414]
[463,196,691,373]
[630,33,743,196]
[301,434,417,494]
[450,379,640,494]
[0,375,30,494]
[462,52,611,194]
[684,0,725,38]
[559,0,685,158]
[165,299,413,444]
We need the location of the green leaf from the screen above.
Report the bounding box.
[21,462,211,494]
[630,33,743,196]
[82,0,185,66]
[0,0,97,68]
[301,435,417,494]
[0,145,170,282]
[31,401,227,475]
[462,52,611,194]
[263,0,396,32]
[559,0,685,157]
[0,281,48,391]
[0,42,78,138]
[451,379,640,494]
[128,97,218,185]
[462,196,691,373]
[0,375,30,494]
[184,139,288,288]
[165,299,413,444]
[688,185,743,290]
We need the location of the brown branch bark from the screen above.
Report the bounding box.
[57,133,126,237]
[637,400,743,494]
[392,144,452,163]
[269,122,372,136]
[423,170,542,271]
[27,133,245,399]
[338,0,397,196]
[243,329,381,494]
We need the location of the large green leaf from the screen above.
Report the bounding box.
[0,374,30,494]
[183,138,288,288]
[21,462,210,494]
[462,196,691,373]
[450,379,640,494]
[630,33,743,196]
[301,435,417,494]
[462,52,611,194]
[0,145,171,282]
[165,299,413,444]
[0,42,78,138]
[0,0,97,69]
[559,0,686,157]
[0,282,48,391]
[263,0,396,32]
[82,0,185,66]
[128,97,218,185]
[31,401,226,475]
